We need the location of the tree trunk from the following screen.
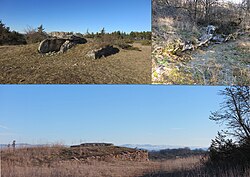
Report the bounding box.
[194,0,198,22]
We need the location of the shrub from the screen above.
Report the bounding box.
[0,20,26,45]
[115,43,141,51]
[140,40,151,46]
[25,25,47,44]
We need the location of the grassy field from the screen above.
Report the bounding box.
[2,145,249,177]
[1,146,201,177]
[0,42,151,84]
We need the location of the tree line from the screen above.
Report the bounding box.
[149,147,207,160]
[0,21,27,45]
[85,28,151,41]
[0,21,47,45]
[156,0,250,33]
[0,21,151,46]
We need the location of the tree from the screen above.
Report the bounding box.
[0,20,26,45]
[86,29,90,35]
[100,27,105,35]
[202,0,218,23]
[208,86,250,166]
[210,86,250,143]
[37,24,45,34]
[25,25,47,44]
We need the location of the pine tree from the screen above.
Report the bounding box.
[37,25,44,34]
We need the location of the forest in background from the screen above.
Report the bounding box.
[0,21,151,46]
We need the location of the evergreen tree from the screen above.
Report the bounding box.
[100,27,105,35]
[37,24,45,34]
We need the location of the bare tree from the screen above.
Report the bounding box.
[210,86,250,143]
[202,0,219,23]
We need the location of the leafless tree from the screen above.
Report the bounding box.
[210,86,250,143]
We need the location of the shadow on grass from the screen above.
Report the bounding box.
[139,169,200,177]
[139,165,250,177]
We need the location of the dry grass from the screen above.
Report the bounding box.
[152,0,250,85]
[153,32,250,85]
[2,146,249,177]
[2,160,157,177]
[1,146,202,177]
[0,42,151,84]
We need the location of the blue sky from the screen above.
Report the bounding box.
[0,86,226,147]
[0,0,151,33]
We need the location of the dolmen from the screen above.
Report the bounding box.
[86,45,120,59]
[38,35,87,54]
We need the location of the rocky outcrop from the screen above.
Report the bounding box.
[84,150,149,162]
[211,34,225,44]
[49,32,73,38]
[181,25,236,52]
[206,25,216,35]
[69,143,148,161]
[38,35,87,54]
[86,45,120,59]
[38,38,66,54]
[59,40,76,53]
[69,144,149,162]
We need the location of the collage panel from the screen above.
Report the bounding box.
[1,85,249,176]
[0,0,151,84]
[152,0,250,85]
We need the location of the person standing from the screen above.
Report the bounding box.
[12,140,16,151]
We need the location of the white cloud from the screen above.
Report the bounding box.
[0,125,9,130]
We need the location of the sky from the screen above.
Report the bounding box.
[0,85,227,147]
[0,0,151,33]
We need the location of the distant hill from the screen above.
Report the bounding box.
[121,144,208,151]
[0,143,30,148]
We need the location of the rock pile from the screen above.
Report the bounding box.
[69,144,149,162]
[38,35,87,54]
[84,150,149,162]
[181,25,245,52]
[86,45,120,59]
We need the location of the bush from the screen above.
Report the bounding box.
[140,40,151,46]
[115,42,141,51]
[25,25,47,44]
[0,21,27,45]
[25,32,47,44]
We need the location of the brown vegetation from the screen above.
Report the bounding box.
[1,146,202,177]
[152,0,250,85]
[2,144,249,177]
[0,42,151,84]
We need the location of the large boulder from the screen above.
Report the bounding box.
[59,40,76,53]
[38,35,87,54]
[66,35,87,44]
[211,34,225,44]
[86,45,120,59]
[49,32,71,38]
[38,38,66,54]
[206,25,216,35]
